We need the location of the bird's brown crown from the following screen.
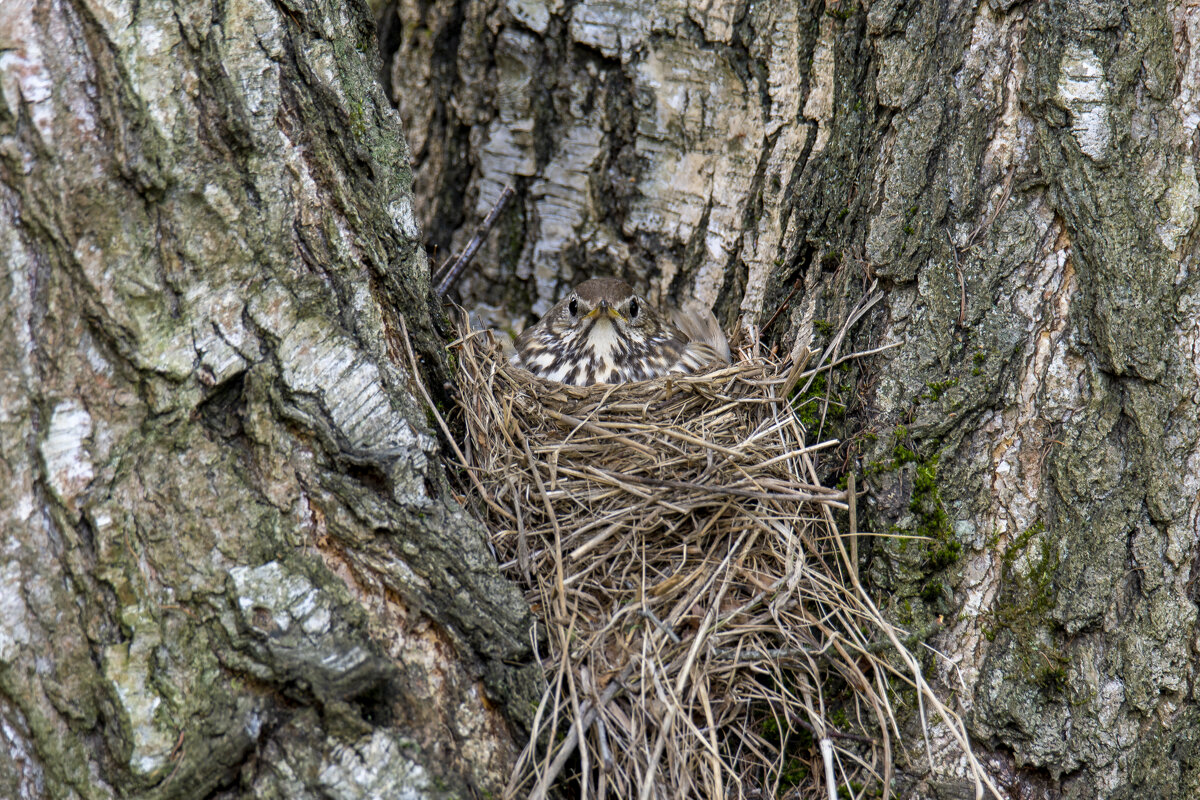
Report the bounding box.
[573,277,634,304]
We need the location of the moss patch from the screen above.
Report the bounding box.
[867,428,960,579]
[789,371,849,435]
[981,521,1069,697]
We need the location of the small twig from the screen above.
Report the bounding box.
[964,166,1015,251]
[528,664,633,800]
[947,230,966,328]
[616,471,849,507]
[435,186,515,297]
[821,737,838,800]
[948,166,1015,329]
[847,473,858,583]
[160,729,187,785]
[786,287,882,398]
[596,716,613,773]
[784,341,902,387]
[434,251,453,282]
[789,716,877,746]
[761,276,803,334]
[169,729,185,759]
[641,606,682,645]
[864,619,943,654]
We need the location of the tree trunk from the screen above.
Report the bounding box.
[386,0,1200,796]
[0,1,536,797]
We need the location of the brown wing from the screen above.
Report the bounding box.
[675,342,724,373]
[670,306,730,366]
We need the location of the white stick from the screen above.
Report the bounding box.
[820,738,837,800]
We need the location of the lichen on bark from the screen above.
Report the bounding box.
[0,0,535,797]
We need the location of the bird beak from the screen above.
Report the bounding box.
[585,302,626,323]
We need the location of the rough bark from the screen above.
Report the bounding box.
[0,1,536,798]
[386,0,1200,797]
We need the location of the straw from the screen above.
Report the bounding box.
[444,301,1000,800]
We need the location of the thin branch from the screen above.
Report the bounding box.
[435,185,515,297]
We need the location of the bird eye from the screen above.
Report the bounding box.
[629,298,639,318]
[568,298,579,316]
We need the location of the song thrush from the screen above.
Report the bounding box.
[513,278,729,386]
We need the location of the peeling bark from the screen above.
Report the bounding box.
[387,0,1200,796]
[0,1,534,797]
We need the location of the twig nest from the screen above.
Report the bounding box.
[449,322,996,800]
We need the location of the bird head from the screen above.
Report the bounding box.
[515,277,698,385]
[550,278,653,344]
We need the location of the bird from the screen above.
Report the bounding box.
[512,278,730,386]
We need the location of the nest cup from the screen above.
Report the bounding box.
[445,311,997,800]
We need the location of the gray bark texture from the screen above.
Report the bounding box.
[0,1,537,798]
[386,0,1200,797]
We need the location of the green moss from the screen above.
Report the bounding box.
[760,716,780,738]
[892,443,918,465]
[997,521,1057,619]
[970,350,988,377]
[778,758,810,794]
[1003,521,1045,568]
[760,712,818,795]
[901,450,960,570]
[348,95,367,139]
[985,521,1069,696]
[838,780,869,799]
[922,377,958,402]
[792,373,826,429]
[790,372,848,433]
[1034,659,1069,695]
[869,429,962,604]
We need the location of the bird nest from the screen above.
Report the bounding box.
[443,308,998,800]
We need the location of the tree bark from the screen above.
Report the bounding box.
[0,1,535,798]
[386,0,1200,796]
